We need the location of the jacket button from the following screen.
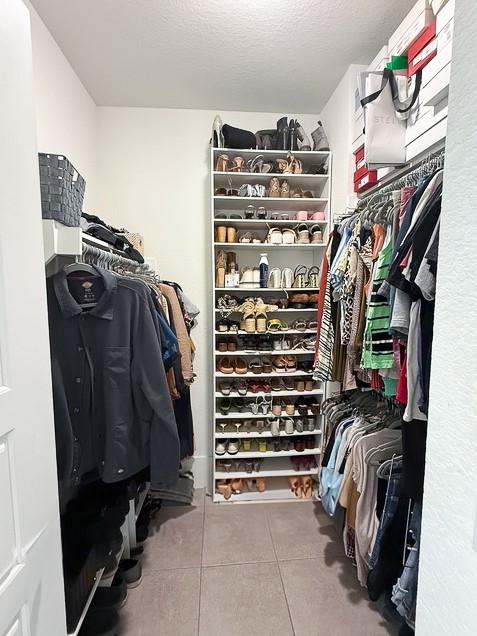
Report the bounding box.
[73,407,80,414]
[117,468,124,474]
[75,377,81,383]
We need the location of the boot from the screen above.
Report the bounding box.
[289,119,299,151]
[311,120,330,151]
[276,117,289,150]
[295,120,311,150]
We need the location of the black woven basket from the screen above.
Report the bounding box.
[38,153,85,227]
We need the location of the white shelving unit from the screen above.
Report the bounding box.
[211,145,331,503]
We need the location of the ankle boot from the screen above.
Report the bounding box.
[276,117,289,150]
[311,120,330,151]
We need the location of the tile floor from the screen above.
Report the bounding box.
[119,490,396,636]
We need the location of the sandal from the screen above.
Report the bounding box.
[235,380,248,396]
[310,225,323,244]
[230,156,245,172]
[271,355,287,372]
[237,300,257,333]
[280,180,290,198]
[234,358,248,374]
[267,319,283,333]
[215,250,227,288]
[257,206,268,220]
[292,265,308,288]
[244,205,256,219]
[267,227,283,245]
[268,267,281,289]
[262,357,273,374]
[215,154,230,172]
[285,355,297,372]
[282,228,296,245]
[249,358,263,374]
[239,231,261,244]
[216,480,232,500]
[292,319,308,332]
[218,381,233,395]
[296,224,310,245]
[281,268,293,288]
[269,178,281,198]
[307,266,320,288]
[217,357,234,374]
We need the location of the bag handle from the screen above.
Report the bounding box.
[361,68,422,113]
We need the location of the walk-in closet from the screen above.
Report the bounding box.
[1,0,476,635]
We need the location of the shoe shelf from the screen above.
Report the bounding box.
[213,476,317,503]
[216,448,320,460]
[215,197,328,212]
[214,242,326,249]
[215,428,322,439]
[211,146,331,502]
[215,370,314,378]
[214,329,316,336]
[215,350,314,356]
[215,389,322,398]
[214,219,329,227]
[216,412,322,420]
[215,308,317,313]
[215,457,320,479]
[212,147,331,159]
[215,286,320,292]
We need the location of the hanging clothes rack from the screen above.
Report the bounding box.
[81,241,156,278]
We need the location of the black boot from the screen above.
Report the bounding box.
[276,117,289,150]
[289,119,299,151]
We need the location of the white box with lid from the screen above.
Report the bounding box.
[388,0,434,57]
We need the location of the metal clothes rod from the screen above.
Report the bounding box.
[358,145,445,205]
[81,241,154,276]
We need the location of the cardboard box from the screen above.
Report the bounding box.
[421,20,453,86]
[354,164,368,183]
[388,0,434,57]
[436,0,454,32]
[406,101,448,145]
[431,0,450,16]
[354,145,365,164]
[409,38,437,76]
[352,134,365,154]
[421,61,451,106]
[406,116,447,161]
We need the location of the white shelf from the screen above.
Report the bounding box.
[214,171,329,180]
[215,329,316,336]
[214,242,325,249]
[216,411,321,420]
[215,457,319,478]
[212,147,330,159]
[213,219,328,226]
[215,350,314,356]
[43,219,82,265]
[214,287,319,292]
[213,475,317,503]
[215,448,320,459]
[215,370,313,378]
[215,197,328,213]
[215,389,322,398]
[215,308,317,314]
[215,429,322,439]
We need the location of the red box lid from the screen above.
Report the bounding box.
[354,164,368,183]
[408,21,436,61]
[408,39,437,77]
[354,145,365,163]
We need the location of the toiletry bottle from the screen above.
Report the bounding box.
[259,253,269,288]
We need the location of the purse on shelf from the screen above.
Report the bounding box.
[222,124,256,149]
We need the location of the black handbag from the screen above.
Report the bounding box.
[222,124,256,149]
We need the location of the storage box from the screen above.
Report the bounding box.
[354,144,365,165]
[421,20,453,86]
[388,0,434,56]
[354,164,368,183]
[408,21,436,61]
[409,38,437,76]
[436,0,454,32]
[354,170,378,193]
[352,134,365,154]
[421,60,452,106]
[431,0,450,15]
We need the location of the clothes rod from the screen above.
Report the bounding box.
[358,143,445,203]
[81,241,153,275]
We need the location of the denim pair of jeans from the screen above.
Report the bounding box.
[392,502,422,621]
[368,459,403,570]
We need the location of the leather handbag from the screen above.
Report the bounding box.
[222,124,256,149]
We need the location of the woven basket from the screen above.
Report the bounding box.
[39,153,85,227]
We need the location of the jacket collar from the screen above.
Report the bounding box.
[53,266,118,320]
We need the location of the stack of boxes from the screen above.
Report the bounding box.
[352,0,454,194]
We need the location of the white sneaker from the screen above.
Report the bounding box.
[227,440,240,455]
[216,441,227,455]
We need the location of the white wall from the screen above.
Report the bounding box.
[95,108,319,488]
[26,2,98,210]
[416,1,477,633]
[320,64,366,218]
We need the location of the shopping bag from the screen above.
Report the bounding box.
[360,69,422,168]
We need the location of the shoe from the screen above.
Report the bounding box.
[215,154,229,171]
[280,180,290,198]
[296,225,310,244]
[311,120,330,151]
[227,440,240,455]
[230,156,245,172]
[310,225,323,244]
[94,575,127,611]
[269,178,281,198]
[216,441,227,455]
[117,559,142,589]
[212,115,224,148]
[295,121,311,151]
[289,119,298,151]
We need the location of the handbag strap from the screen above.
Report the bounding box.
[360,69,392,107]
[361,68,422,114]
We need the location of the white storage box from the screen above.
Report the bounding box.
[421,19,453,86]
[388,0,434,56]
[431,0,450,15]
[436,0,454,32]
[406,116,447,161]
[406,101,448,145]
[353,112,364,144]
[352,134,365,154]
[421,61,451,107]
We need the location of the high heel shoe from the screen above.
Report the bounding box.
[289,119,299,151]
[295,121,311,151]
[212,115,224,148]
[215,250,226,288]
[230,156,245,172]
[215,154,229,171]
[300,476,313,498]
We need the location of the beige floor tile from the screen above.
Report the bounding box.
[202,503,275,566]
[142,506,204,571]
[199,562,293,636]
[120,568,200,636]
[266,502,344,560]
[280,558,395,636]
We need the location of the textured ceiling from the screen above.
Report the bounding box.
[31,0,416,113]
